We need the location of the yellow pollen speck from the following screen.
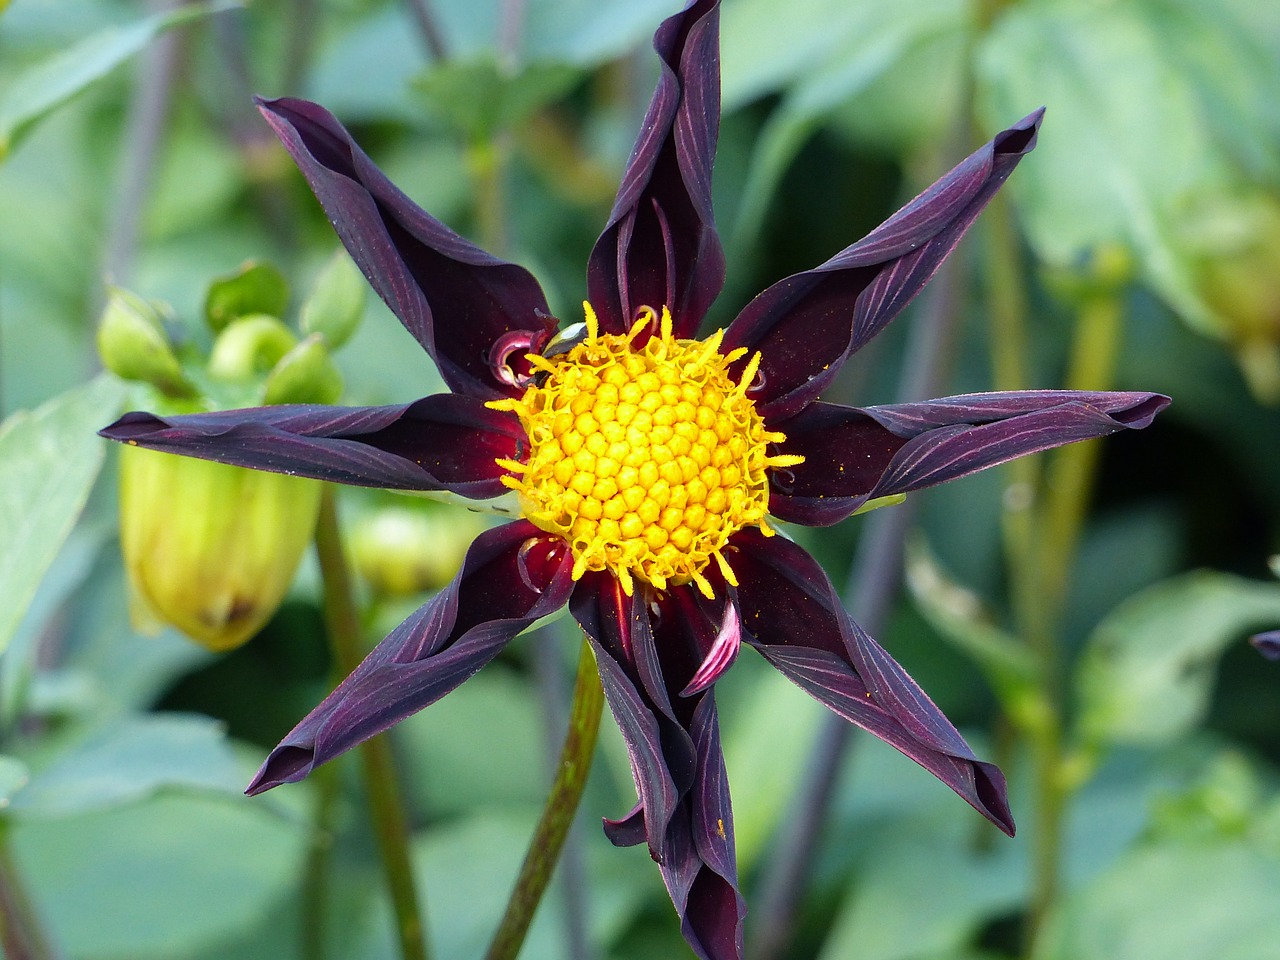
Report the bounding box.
[488,303,803,597]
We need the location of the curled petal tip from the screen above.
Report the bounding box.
[681,601,742,697]
[1251,630,1280,661]
[244,744,317,796]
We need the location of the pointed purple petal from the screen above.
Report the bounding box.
[100,395,526,499]
[768,391,1170,525]
[257,96,555,398]
[725,110,1044,421]
[602,802,648,847]
[586,0,725,338]
[246,522,572,793]
[571,574,682,862]
[1251,631,1280,661]
[728,528,1015,834]
[681,601,742,696]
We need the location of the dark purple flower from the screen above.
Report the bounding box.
[99,1,1169,956]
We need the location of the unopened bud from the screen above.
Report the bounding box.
[300,249,366,349]
[97,287,194,397]
[263,334,344,405]
[351,505,481,597]
[204,261,289,333]
[208,314,297,381]
[119,445,321,651]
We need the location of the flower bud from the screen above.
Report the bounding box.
[351,504,481,597]
[204,261,290,333]
[96,286,194,397]
[300,249,366,349]
[119,444,321,651]
[208,314,297,381]
[263,334,344,405]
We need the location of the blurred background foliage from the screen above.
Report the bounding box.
[1,0,1279,958]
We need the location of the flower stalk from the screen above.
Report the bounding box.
[485,638,604,960]
[314,488,430,960]
[0,826,55,960]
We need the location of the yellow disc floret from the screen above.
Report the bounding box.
[488,303,804,598]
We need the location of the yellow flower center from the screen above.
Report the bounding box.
[488,303,803,598]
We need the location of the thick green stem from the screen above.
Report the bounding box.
[485,639,604,960]
[300,760,340,960]
[315,488,430,960]
[0,826,56,960]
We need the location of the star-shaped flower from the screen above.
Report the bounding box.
[100,1,1168,955]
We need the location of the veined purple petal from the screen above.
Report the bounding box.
[586,0,724,338]
[100,395,525,500]
[725,109,1044,422]
[1251,631,1280,661]
[257,97,555,399]
[681,600,743,696]
[728,529,1015,834]
[768,391,1170,526]
[246,521,572,793]
[571,574,683,862]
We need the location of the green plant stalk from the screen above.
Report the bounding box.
[980,193,1065,945]
[0,824,56,960]
[300,760,340,960]
[485,638,604,960]
[315,488,430,960]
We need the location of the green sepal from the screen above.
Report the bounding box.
[203,260,289,333]
[299,249,366,349]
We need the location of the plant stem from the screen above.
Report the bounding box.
[0,826,56,960]
[314,488,430,960]
[405,0,449,61]
[485,638,604,960]
[300,760,340,960]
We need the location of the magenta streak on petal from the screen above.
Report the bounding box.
[681,600,742,696]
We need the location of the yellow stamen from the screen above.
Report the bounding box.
[487,303,804,596]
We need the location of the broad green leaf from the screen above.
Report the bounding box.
[1076,571,1280,746]
[0,1,235,160]
[978,0,1223,335]
[818,816,1024,960]
[1034,840,1280,960]
[0,376,126,656]
[8,713,242,817]
[13,793,306,960]
[415,56,581,142]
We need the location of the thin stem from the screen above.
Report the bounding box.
[0,825,57,960]
[314,489,430,960]
[485,638,605,960]
[299,760,340,960]
[404,0,450,62]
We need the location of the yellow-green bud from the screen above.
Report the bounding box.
[208,314,297,381]
[263,334,344,405]
[204,261,290,333]
[351,505,481,597]
[119,445,321,651]
[300,249,366,349]
[97,287,194,397]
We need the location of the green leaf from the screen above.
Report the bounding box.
[1034,840,1280,960]
[977,0,1224,335]
[415,56,582,142]
[0,376,126,656]
[8,713,243,818]
[1076,571,1280,746]
[0,1,236,160]
[13,793,306,959]
[299,248,366,349]
[905,539,1040,714]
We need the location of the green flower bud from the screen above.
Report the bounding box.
[204,260,290,333]
[300,249,366,349]
[263,334,344,405]
[351,505,482,597]
[208,314,297,381]
[96,286,194,397]
[119,444,321,652]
